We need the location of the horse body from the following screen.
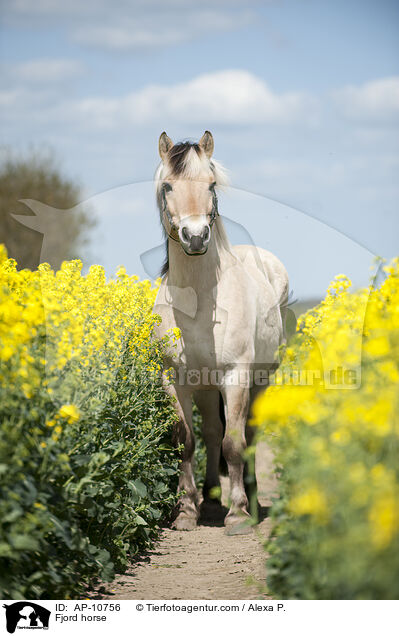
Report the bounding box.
[153,132,288,534]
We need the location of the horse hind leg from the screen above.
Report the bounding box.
[244,418,259,520]
[193,390,224,507]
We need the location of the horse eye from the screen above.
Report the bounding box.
[163,182,173,193]
[209,181,216,191]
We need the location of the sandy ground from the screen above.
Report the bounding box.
[93,443,276,600]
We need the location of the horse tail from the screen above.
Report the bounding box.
[219,392,228,476]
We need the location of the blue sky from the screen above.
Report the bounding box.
[1,0,398,298]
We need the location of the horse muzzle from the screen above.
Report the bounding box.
[179,224,210,255]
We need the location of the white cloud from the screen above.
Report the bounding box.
[13,58,84,82]
[333,76,399,124]
[73,24,187,50]
[71,70,316,127]
[0,58,84,86]
[72,9,254,51]
[4,70,399,135]
[8,0,263,19]
[4,1,260,51]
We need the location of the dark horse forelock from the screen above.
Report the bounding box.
[167,142,201,175]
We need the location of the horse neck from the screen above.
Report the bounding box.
[167,218,234,292]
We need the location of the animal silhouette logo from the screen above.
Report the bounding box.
[3,602,50,633]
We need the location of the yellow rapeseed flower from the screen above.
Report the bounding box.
[253,256,399,556]
[369,495,399,549]
[58,404,80,423]
[289,486,328,523]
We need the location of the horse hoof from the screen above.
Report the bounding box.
[172,515,198,531]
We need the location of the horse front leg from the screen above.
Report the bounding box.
[221,382,252,535]
[167,383,199,531]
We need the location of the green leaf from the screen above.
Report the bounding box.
[9,534,39,551]
[129,479,147,499]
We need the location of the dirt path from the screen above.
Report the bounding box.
[97,443,276,600]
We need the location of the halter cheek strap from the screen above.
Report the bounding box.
[161,185,219,242]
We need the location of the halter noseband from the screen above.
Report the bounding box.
[160,183,219,243]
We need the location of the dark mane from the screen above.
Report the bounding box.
[167,141,201,175]
[160,240,169,277]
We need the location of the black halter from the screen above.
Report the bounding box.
[160,183,219,243]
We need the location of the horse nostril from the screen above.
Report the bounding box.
[182,227,190,242]
[202,226,210,241]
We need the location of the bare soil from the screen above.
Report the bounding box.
[94,443,276,600]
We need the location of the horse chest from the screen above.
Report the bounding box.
[160,305,253,373]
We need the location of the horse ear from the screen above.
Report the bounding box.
[199,131,214,158]
[159,132,173,160]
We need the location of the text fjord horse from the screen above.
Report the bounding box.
[154,131,288,535]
